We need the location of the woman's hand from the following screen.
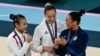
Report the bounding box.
[53,43,59,49]
[55,37,67,46]
[26,34,32,43]
[43,46,54,53]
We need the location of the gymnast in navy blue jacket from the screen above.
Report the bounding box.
[54,10,89,56]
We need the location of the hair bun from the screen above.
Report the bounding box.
[10,14,15,20]
[79,9,85,16]
[45,2,52,7]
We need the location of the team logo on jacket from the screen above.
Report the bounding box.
[45,31,48,34]
[73,36,78,41]
[57,28,62,33]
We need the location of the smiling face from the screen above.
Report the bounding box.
[45,9,56,24]
[66,15,77,29]
[15,18,27,33]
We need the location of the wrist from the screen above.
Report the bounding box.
[42,46,46,51]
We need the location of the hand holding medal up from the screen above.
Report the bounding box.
[26,34,32,43]
[53,38,62,49]
[54,37,67,46]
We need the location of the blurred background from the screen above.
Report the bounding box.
[0,0,100,56]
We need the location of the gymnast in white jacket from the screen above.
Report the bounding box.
[7,14,32,56]
[32,3,66,56]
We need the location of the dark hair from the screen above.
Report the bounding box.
[44,3,56,14]
[69,9,85,25]
[9,14,26,27]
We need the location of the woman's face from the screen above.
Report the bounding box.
[66,15,75,29]
[15,18,27,32]
[45,9,56,24]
